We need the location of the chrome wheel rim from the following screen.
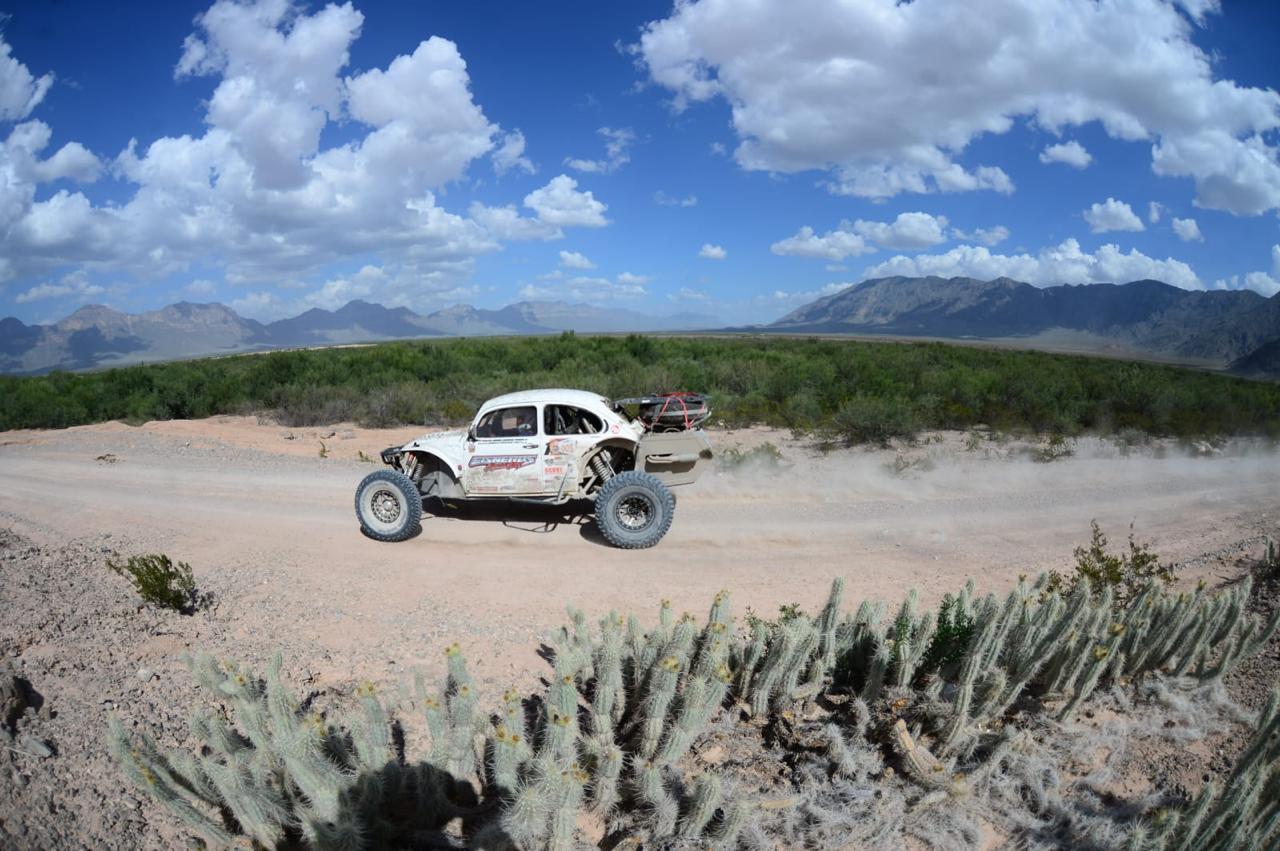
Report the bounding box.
[370,488,402,524]
[616,494,654,531]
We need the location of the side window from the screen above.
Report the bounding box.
[474,406,538,438]
[545,405,604,435]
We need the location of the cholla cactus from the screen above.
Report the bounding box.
[114,577,1279,851]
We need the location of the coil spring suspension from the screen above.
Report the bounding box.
[590,452,615,483]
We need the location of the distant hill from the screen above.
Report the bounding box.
[769,276,1280,373]
[0,299,717,374]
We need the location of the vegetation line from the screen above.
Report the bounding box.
[2,333,1277,441]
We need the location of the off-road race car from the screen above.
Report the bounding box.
[354,389,713,548]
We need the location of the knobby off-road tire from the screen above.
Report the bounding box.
[355,469,423,542]
[594,471,675,549]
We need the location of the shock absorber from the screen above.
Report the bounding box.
[590,451,614,482]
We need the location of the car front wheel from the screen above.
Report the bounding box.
[355,469,423,542]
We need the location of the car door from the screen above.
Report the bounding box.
[463,404,547,496]
[541,404,606,495]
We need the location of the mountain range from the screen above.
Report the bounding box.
[4,276,1279,377]
[767,276,1280,375]
[0,300,715,375]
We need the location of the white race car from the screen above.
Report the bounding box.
[354,389,713,549]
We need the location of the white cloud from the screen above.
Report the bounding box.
[950,225,1010,247]
[519,272,647,302]
[852,212,949,250]
[698,243,726,260]
[825,264,847,272]
[559,250,595,269]
[523,174,608,227]
[635,0,1280,212]
[492,129,535,175]
[1148,201,1164,224]
[1084,198,1145,233]
[767,282,851,306]
[860,238,1201,289]
[14,271,103,303]
[654,190,697,207]
[184,279,217,296]
[1213,245,1280,296]
[0,35,53,121]
[0,4,612,306]
[772,212,949,260]
[565,126,635,174]
[1039,141,1092,169]
[1171,217,1203,242]
[772,225,872,261]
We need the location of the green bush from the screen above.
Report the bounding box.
[831,394,918,445]
[3,335,1278,445]
[107,554,197,613]
[1046,520,1174,608]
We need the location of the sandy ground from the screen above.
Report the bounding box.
[1,415,1277,694]
[2,416,1279,849]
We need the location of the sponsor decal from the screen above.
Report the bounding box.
[469,454,536,471]
[544,466,565,476]
[610,423,620,434]
[547,438,577,456]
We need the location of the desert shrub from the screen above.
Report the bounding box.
[831,395,918,445]
[1046,520,1174,608]
[1031,432,1075,462]
[717,442,786,472]
[4,334,1279,444]
[107,553,197,613]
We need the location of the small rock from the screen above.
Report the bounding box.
[281,432,296,441]
[16,734,53,759]
[697,744,726,765]
[136,667,156,683]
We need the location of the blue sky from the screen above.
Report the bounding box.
[1,0,1279,326]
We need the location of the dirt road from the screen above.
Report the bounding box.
[2,417,1277,691]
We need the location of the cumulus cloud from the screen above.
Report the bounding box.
[860,238,1201,289]
[772,226,872,261]
[0,35,53,121]
[559,250,595,269]
[1148,201,1164,224]
[950,225,1010,247]
[634,0,1280,212]
[565,126,635,174]
[1084,198,1145,233]
[698,243,726,260]
[1171,217,1203,242]
[0,2,608,308]
[1040,141,1092,169]
[14,270,103,304]
[492,129,535,175]
[1213,245,1280,296]
[852,212,949,250]
[524,175,608,227]
[772,212,949,260]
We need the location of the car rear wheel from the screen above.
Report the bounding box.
[355,469,423,542]
[594,471,675,549]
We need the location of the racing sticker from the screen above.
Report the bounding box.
[547,438,577,457]
[544,465,565,476]
[469,454,536,471]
